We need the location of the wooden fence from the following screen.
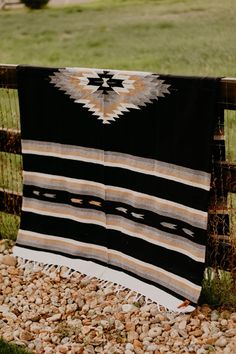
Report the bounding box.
[0,64,236,269]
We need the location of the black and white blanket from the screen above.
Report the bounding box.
[13,66,219,311]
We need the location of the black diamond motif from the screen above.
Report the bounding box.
[87,71,124,95]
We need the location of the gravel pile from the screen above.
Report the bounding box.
[0,240,236,354]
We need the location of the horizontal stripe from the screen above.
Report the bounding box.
[22,140,210,191]
[22,197,205,262]
[16,229,201,302]
[13,245,195,312]
[22,154,208,212]
[23,171,208,229]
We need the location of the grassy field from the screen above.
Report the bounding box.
[0,0,236,77]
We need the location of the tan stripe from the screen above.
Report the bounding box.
[17,229,200,301]
[22,140,210,190]
[22,198,205,262]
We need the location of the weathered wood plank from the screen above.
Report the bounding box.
[0,128,21,154]
[0,190,22,215]
[220,78,236,109]
[0,64,17,89]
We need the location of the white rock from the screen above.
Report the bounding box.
[147,344,158,351]
[170,329,179,338]
[100,320,110,328]
[225,328,236,337]
[47,313,62,322]
[125,343,134,350]
[0,305,9,313]
[115,320,125,331]
[30,323,42,333]
[122,304,136,313]
[178,319,187,330]
[103,305,113,313]
[196,349,207,354]
[35,297,43,305]
[215,336,228,347]
[148,326,162,338]
[211,310,219,321]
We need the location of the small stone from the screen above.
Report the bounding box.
[225,328,236,337]
[148,326,162,338]
[35,297,43,305]
[82,326,92,335]
[122,304,136,313]
[66,303,77,313]
[215,336,228,347]
[230,313,236,322]
[169,329,179,338]
[127,330,139,342]
[147,344,158,351]
[178,319,187,330]
[47,313,61,322]
[190,329,203,337]
[2,331,14,341]
[19,330,33,341]
[100,320,110,328]
[126,321,136,331]
[103,305,113,313]
[125,350,134,354]
[0,305,10,313]
[196,349,207,354]
[126,343,134,351]
[206,338,216,345]
[133,339,142,349]
[115,319,125,331]
[150,306,159,316]
[2,255,16,266]
[30,323,42,333]
[211,310,219,321]
[57,344,69,353]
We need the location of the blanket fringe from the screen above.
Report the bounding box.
[13,246,196,313]
[15,256,169,313]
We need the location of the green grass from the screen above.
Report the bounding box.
[202,268,236,308]
[0,0,235,77]
[0,338,32,354]
[0,212,20,240]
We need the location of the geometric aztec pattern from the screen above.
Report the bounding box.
[50,68,170,124]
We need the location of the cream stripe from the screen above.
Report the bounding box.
[22,198,205,262]
[23,171,207,229]
[16,229,200,302]
[22,140,210,190]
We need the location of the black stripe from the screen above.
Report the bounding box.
[23,184,206,246]
[20,211,205,285]
[22,154,209,211]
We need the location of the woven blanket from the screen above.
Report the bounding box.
[14,66,219,312]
